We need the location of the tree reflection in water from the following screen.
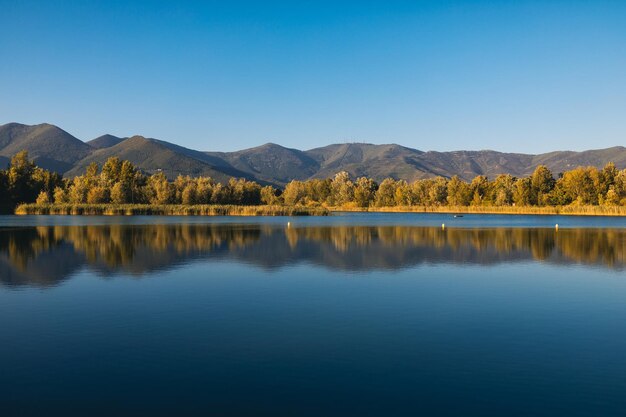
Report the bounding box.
[1,224,624,287]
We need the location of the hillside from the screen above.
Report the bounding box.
[1,122,626,186]
[66,136,256,183]
[87,134,126,149]
[206,143,319,185]
[0,123,92,172]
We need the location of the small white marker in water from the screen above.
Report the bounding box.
[555,223,559,230]
[442,223,445,230]
[287,221,291,228]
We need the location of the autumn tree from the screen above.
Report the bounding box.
[330,172,354,206]
[261,185,281,205]
[447,176,471,206]
[375,178,397,207]
[353,177,377,207]
[513,178,532,206]
[559,166,600,205]
[469,175,489,206]
[530,165,555,205]
[491,174,515,206]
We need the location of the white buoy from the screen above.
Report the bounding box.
[442,223,445,230]
[555,223,559,230]
[287,221,291,228]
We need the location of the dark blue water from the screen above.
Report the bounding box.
[1,213,626,416]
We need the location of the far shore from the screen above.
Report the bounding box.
[11,203,626,217]
[331,205,626,216]
[14,204,329,216]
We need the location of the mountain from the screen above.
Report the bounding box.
[206,143,319,185]
[1,122,626,186]
[0,123,92,172]
[65,135,256,183]
[305,143,427,182]
[87,134,126,149]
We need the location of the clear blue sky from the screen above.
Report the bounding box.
[1,0,625,153]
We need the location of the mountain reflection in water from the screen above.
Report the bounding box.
[1,224,625,287]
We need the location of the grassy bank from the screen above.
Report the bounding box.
[332,205,626,216]
[14,203,626,217]
[15,204,329,216]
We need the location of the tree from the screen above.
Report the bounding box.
[375,178,397,207]
[530,165,555,205]
[447,176,471,206]
[469,176,489,206]
[283,180,307,205]
[513,178,532,206]
[87,186,110,204]
[560,166,600,205]
[0,169,8,206]
[101,157,122,186]
[35,191,50,205]
[304,179,331,205]
[491,174,515,206]
[147,172,174,204]
[599,162,618,198]
[53,186,69,204]
[604,186,620,206]
[110,182,129,204]
[353,177,377,207]
[330,172,354,206]
[195,177,214,204]
[427,177,448,206]
[260,186,281,205]
[181,183,197,205]
[7,151,36,204]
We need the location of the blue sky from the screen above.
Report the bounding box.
[1,0,625,152]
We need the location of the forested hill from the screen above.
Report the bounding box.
[2,122,626,186]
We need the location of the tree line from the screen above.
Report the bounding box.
[3,150,626,208]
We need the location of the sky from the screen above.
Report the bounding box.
[1,0,625,153]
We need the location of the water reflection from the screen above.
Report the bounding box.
[1,224,625,287]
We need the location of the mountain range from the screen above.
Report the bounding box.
[1,122,625,187]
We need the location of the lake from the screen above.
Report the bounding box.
[1,213,626,416]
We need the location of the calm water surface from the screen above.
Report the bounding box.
[1,213,626,416]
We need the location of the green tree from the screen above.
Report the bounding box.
[446,176,471,206]
[427,177,448,206]
[469,175,489,206]
[7,151,36,204]
[530,165,555,205]
[560,166,600,205]
[599,162,618,198]
[491,174,515,206]
[101,157,122,186]
[513,178,532,206]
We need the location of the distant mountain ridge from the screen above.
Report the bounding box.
[1,122,625,186]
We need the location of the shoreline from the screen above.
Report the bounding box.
[14,204,329,216]
[329,205,626,216]
[10,203,626,217]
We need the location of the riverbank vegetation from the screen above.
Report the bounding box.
[4,151,626,216]
[15,204,328,216]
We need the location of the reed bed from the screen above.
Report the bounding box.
[334,205,626,216]
[15,204,329,216]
